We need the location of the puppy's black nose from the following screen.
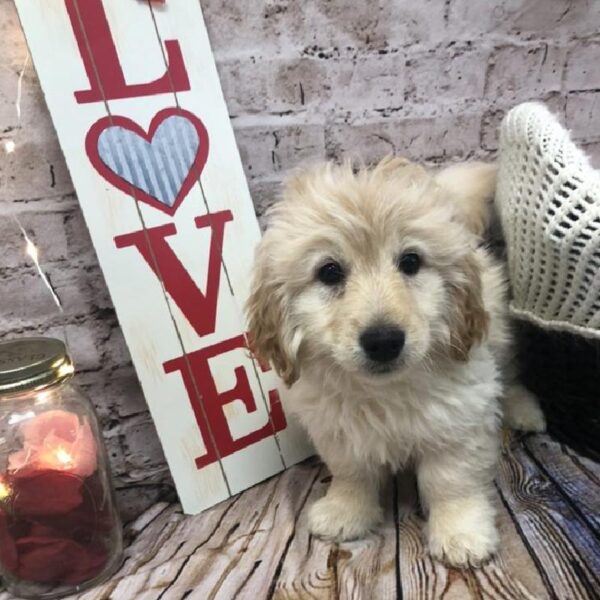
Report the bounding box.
[359,326,405,363]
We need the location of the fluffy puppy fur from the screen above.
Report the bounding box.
[246,157,545,566]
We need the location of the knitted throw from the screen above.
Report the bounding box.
[496,102,600,339]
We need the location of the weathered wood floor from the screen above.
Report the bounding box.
[4,432,600,599]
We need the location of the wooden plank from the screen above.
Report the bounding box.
[469,498,549,600]
[2,434,598,599]
[561,443,600,483]
[496,433,600,600]
[402,515,527,600]
[109,0,288,496]
[524,435,600,535]
[155,460,322,600]
[333,475,399,599]
[95,0,286,503]
[61,461,319,600]
[397,511,460,599]
[71,498,238,599]
[272,470,401,599]
[266,463,551,600]
[393,469,453,600]
[394,461,548,600]
[268,469,342,600]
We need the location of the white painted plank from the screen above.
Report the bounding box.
[14,0,229,512]
[98,0,288,495]
[149,0,314,475]
[15,0,312,514]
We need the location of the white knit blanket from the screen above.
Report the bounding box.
[496,102,600,339]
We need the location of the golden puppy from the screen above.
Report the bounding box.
[246,157,544,566]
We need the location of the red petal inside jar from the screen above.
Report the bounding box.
[0,511,18,573]
[63,543,108,585]
[31,472,116,537]
[16,536,74,583]
[16,534,108,584]
[11,470,83,516]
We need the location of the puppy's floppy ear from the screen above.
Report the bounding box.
[434,162,497,237]
[246,242,299,387]
[447,254,489,361]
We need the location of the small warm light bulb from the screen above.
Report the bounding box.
[4,139,15,154]
[25,238,39,262]
[0,482,11,501]
[54,447,74,466]
[36,390,52,404]
[57,363,75,378]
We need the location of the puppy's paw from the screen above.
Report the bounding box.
[505,401,546,432]
[427,496,499,567]
[503,385,546,433]
[308,495,382,541]
[428,522,498,567]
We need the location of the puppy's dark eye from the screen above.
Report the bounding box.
[398,252,421,276]
[317,261,345,285]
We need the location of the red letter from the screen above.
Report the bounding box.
[163,335,287,469]
[65,0,190,103]
[114,211,233,337]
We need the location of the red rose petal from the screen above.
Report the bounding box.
[16,535,108,585]
[63,544,108,585]
[28,522,62,538]
[0,511,18,573]
[16,536,75,583]
[25,472,116,537]
[11,470,83,516]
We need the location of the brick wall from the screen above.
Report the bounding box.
[1,0,599,520]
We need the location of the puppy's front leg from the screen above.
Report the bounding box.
[308,464,382,541]
[418,447,499,567]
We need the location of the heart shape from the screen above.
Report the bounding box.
[86,108,209,215]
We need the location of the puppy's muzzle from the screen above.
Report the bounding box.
[359,325,405,364]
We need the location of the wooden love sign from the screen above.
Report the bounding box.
[15,0,311,513]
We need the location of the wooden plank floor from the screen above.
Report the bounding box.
[2,432,600,599]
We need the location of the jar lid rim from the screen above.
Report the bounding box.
[0,337,74,395]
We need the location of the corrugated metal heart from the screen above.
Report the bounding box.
[86,108,209,215]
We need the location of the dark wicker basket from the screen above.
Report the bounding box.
[517,321,600,461]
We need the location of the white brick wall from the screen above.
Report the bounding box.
[1,0,599,520]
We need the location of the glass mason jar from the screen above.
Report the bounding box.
[0,337,123,598]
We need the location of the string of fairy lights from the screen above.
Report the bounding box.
[6,50,65,316]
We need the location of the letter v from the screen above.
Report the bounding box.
[114,211,233,337]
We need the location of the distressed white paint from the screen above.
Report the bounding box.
[14,0,312,514]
